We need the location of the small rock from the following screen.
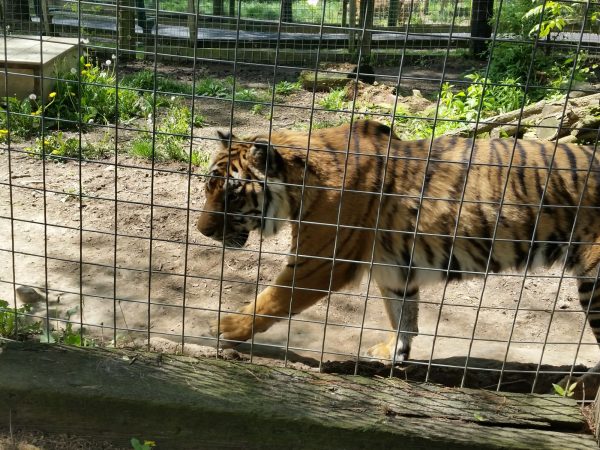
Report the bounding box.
[16,285,45,304]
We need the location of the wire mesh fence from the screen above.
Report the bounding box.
[2,0,600,400]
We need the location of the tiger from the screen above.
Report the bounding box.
[197,119,600,394]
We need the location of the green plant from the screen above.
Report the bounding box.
[131,438,156,450]
[275,80,301,96]
[195,77,232,98]
[26,131,113,160]
[552,381,578,397]
[129,105,205,165]
[39,306,95,346]
[46,55,149,126]
[121,70,193,95]
[0,96,42,139]
[130,136,154,159]
[319,88,346,111]
[0,300,42,340]
[27,131,80,159]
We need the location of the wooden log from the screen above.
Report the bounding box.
[0,342,596,449]
[299,70,350,92]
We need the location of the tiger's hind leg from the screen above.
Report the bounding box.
[556,265,600,399]
[366,284,419,363]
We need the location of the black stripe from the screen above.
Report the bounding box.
[391,287,419,298]
[563,145,578,187]
[579,281,596,294]
[517,144,528,196]
[447,254,462,282]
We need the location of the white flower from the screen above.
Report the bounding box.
[80,38,90,44]
[170,96,176,102]
[88,118,94,124]
[29,93,37,101]
[105,60,112,66]
[70,67,77,75]
[111,54,116,60]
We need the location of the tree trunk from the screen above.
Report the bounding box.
[213,0,223,16]
[282,0,293,23]
[388,0,400,27]
[470,0,494,57]
[348,0,357,51]
[360,0,374,58]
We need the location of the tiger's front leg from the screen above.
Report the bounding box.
[367,284,419,362]
[209,258,358,345]
[209,285,294,344]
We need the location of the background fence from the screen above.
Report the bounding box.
[2,0,600,399]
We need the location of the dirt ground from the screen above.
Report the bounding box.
[1,61,599,398]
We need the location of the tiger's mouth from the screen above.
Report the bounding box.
[223,230,249,248]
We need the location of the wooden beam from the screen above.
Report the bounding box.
[0,342,596,449]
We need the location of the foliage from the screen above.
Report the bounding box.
[397,74,524,139]
[195,77,232,98]
[129,104,207,166]
[319,88,346,111]
[39,306,95,346]
[131,438,156,450]
[47,56,147,126]
[275,80,301,96]
[552,381,578,397]
[494,0,540,37]
[0,300,42,340]
[121,70,193,95]
[27,131,113,160]
[0,96,41,139]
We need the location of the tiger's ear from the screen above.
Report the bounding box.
[249,139,282,175]
[216,130,236,148]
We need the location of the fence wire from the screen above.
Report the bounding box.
[2,0,600,398]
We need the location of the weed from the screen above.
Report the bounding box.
[130,136,154,159]
[275,80,301,96]
[26,131,113,160]
[0,96,41,139]
[120,70,192,95]
[552,381,578,398]
[0,300,43,340]
[195,77,232,98]
[191,149,210,168]
[251,104,265,115]
[319,88,346,111]
[129,104,205,165]
[131,438,156,450]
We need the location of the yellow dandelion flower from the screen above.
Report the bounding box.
[44,140,50,145]
[143,441,156,447]
[31,111,40,116]
[0,129,8,135]
[85,63,92,68]
[81,70,88,75]
[49,92,57,99]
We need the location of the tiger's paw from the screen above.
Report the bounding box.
[367,342,408,364]
[209,313,253,347]
[366,339,410,363]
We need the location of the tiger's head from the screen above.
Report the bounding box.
[197,130,291,248]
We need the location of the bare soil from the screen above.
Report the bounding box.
[1,62,599,404]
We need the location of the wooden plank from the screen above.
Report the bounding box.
[0,342,596,449]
